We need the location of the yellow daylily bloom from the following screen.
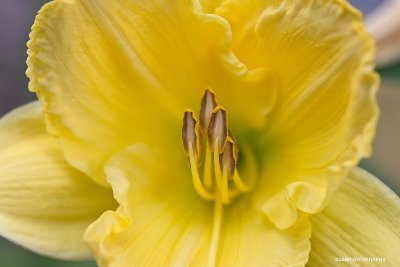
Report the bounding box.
[1,0,399,266]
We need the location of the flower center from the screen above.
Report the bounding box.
[181,88,253,205]
[182,88,255,266]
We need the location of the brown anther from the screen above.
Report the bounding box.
[181,87,252,203]
[228,130,239,161]
[219,137,236,179]
[208,107,228,153]
[199,88,217,134]
[182,110,200,159]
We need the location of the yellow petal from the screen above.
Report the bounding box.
[0,102,116,260]
[85,144,211,266]
[219,202,310,266]
[27,0,275,186]
[197,0,226,13]
[85,144,311,266]
[308,167,400,266]
[216,0,379,226]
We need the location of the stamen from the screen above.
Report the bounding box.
[232,170,253,193]
[219,137,236,180]
[181,88,253,204]
[228,130,239,161]
[188,142,214,201]
[200,88,217,134]
[182,110,200,162]
[214,141,229,204]
[203,140,213,189]
[181,88,257,267]
[208,107,228,153]
[201,89,217,189]
[221,166,230,204]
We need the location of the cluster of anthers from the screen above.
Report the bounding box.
[182,88,253,205]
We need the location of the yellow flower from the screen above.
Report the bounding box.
[0,0,399,266]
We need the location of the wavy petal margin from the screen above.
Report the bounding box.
[27,0,276,186]
[85,144,311,267]
[215,0,379,228]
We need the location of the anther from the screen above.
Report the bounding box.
[181,88,256,267]
[200,88,217,134]
[219,137,236,180]
[181,88,253,205]
[208,107,228,153]
[182,110,200,160]
[228,130,239,161]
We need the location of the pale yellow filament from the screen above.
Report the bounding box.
[232,169,253,193]
[204,141,213,189]
[189,142,214,201]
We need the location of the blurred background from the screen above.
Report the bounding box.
[0,0,399,266]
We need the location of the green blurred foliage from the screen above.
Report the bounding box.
[0,237,96,267]
[379,62,400,80]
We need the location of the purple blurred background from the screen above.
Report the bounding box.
[0,0,45,115]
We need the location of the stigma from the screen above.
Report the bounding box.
[182,88,252,204]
